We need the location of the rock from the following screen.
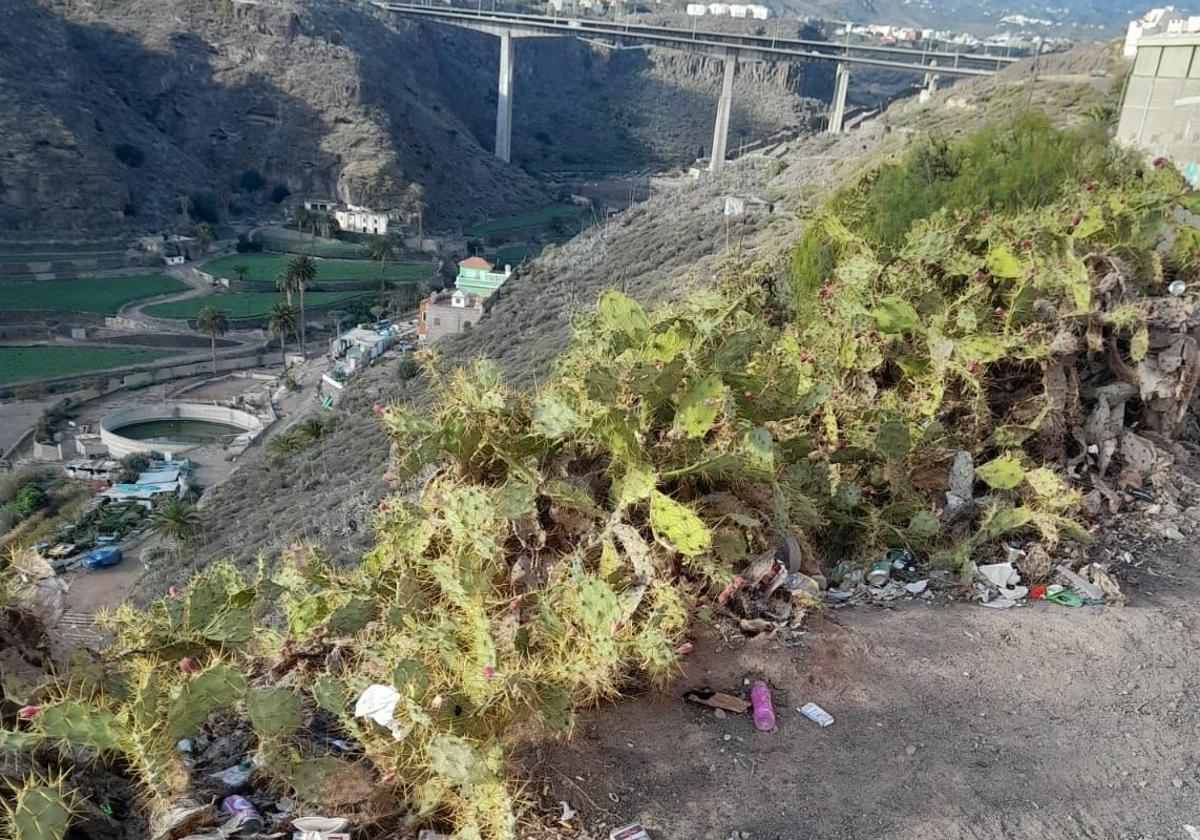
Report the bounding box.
[714,709,727,720]
[1173,777,1184,789]
[905,744,917,756]
[948,450,974,499]
[1162,527,1185,542]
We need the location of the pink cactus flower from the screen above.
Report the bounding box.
[17,705,40,720]
[482,666,496,679]
[167,586,179,598]
[178,657,200,675]
[675,642,694,655]
[373,402,385,414]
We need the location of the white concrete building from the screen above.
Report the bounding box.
[303,198,336,213]
[334,205,389,236]
[707,3,730,15]
[746,4,769,19]
[686,3,706,14]
[548,0,575,12]
[1125,7,1186,57]
[729,4,748,18]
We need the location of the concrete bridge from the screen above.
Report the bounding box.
[374,2,1016,169]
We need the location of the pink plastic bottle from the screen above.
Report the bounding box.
[750,680,775,731]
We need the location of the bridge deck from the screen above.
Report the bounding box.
[375,3,1013,77]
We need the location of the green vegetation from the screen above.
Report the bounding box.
[0,346,177,385]
[143,291,366,320]
[493,243,541,266]
[6,112,1198,840]
[0,250,128,264]
[0,275,184,314]
[256,235,369,258]
[202,252,429,284]
[829,111,1117,249]
[464,203,583,237]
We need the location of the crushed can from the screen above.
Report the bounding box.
[610,823,653,840]
[220,795,263,832]
[866,559,891,587]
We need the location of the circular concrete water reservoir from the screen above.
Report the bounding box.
[101,403,264,458]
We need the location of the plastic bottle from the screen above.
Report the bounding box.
[750,680,775,731]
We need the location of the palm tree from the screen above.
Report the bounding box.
[194,222,214,255]
[368,237,396,296]
[281,255,316,355]
[196,306,230,374]
[232,264,249,284]
[402,183,428,240]
[267,301,297,370]
[151,497,201,559]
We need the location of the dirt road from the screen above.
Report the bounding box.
[537,545,1199,840]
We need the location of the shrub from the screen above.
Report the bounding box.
[14,483,49,517]
[239,169,267,191]
[114,143,144,167]
[188,192,220,225]
[270,184,292,203]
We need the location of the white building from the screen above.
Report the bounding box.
[548,0,575,12]
[303,198,336,213]
[1125,7,1186,57]
[746,4,769,19]
[707,3,730,15]
[334,205,389,236]
[686,2,706,14]
[729,4,748,18]
[329,326,392,373]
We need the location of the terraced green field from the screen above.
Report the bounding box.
[465,203,583,237]
[0,274,186,314]
[143,290,367,320]
[0,250,128,264]
[202,253,431,284]
[0,346,178,385]
[256,236,370,258]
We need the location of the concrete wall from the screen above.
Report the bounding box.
[1117,38,1200,185]
[100,403,266,458]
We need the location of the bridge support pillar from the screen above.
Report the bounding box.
[709,50,736,172]
[827,62,850,134]
[495,30,514,163]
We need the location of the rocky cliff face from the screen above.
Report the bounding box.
[0,0,828,238]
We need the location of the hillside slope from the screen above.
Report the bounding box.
[178,43,1119,580]
[0,0,827,238]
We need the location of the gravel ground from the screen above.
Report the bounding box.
[532,540,1200,840]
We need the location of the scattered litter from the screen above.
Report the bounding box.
[1169,280,1187,296]
[219,796,262,833]
[151,798,216,840]
[866,559,891,586]
[887,548,919,579]
[904,580,928,595]
[738,617,775,635]
[784,572,821,599]
[353,683,408,741]
[1029,584,1047,600]
[978,598,1017,609]
[99,802,114,816]
[1056,564,1104,601]
[750,681,775,732]
[797,702,835,728]
[1086,564,1126,605]
[684,688,750,714]
[1046,588,1083,607]
[416,831,451,840]
[208,762,251,788]
[293,816,351,840]
[610,823,653,840]
[558,802,576,824]
[978,562,1020,589]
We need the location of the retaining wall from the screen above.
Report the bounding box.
[100,403,266,458]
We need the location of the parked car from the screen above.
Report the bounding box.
[80,547,122,570]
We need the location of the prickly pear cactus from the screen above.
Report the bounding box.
[1,777,74,840]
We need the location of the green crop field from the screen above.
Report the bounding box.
[202,253,431,284]
[257,236,370,258]
[493,244,542,266]
[0,250,128,264]
[0,346,178,385]
[0,274,186,314]
[143,290,368,320]
[465,203,583,238]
